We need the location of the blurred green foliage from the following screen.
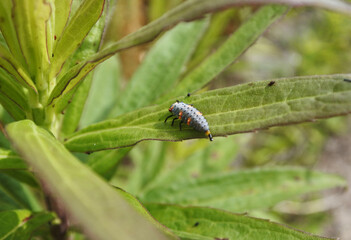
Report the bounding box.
[1,0,350,239]
[101,6,351,237]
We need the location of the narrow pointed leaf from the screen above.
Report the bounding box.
[87,147,130,180]
[58,6,108,137]
[80,56,122,128]
[51,0,105,77]
[11,0,51,80]
[114,187,180,239]
[142,137,240,194]
[0,69,29,114]
[189,9,236,68]
[54,0,72,41]
[47,0,351,107]
[159,5,288,100]
[0,173,36,211]
[0,45,36,93]
[139,167,346,212]
[59,73,93,138]
[58,1,108,76]
[146,204,335,240]
[2,170,39,189]
[128,142,168,195]
[6,120,176,240]
[0,149,26,170]
[0,89,26,121]
[109,19,209,117]
[0,1,27,70]
[64,74,351,152]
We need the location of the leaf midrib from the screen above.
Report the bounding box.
[66,84,350,141]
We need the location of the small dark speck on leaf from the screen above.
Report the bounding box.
[267,81,275,86]
[187,93,191,97]
[68,100,72,104]
[85,151,92,155]
[54,35,57,40]
[52,104,55,108]
[294,175,301,181]
[61,111,65,115]
[52,53,54,57]
[193,222,199,227]
[344,79,351,83]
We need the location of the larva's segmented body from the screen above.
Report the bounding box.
[165,101,213,141]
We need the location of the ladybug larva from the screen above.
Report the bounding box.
[164,100,213,141]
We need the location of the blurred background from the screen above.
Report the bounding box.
[81,1,351,238]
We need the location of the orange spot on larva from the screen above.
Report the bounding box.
[178,111,183,119]
[187,118,191,125]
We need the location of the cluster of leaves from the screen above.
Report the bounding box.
[1,0,351,239]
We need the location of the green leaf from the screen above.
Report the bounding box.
[0,79,26,121]
[0,209,31,239]
[58,4,108,137]
[50,0,105,78]
[53,0,72,41]
[0,1,28,70]
[109,19,209,117]
[0,44,36,94]
[87,147,130,180]
[0,69,30,115]
[189,9,237,68]
[139,167,346,212]
[114,187,180,240]
[0,210,54,240]
[142,136,241,194]
[59,73,93,138]
[64,74,351,152]
[146,204,334,240]
[127,142,168,195]
[0,106,12,149]
[159,5,288,100]
[6,120,177,240]
[47,0,351,107]
[1,170,39,189]
[0,149,26,170]
[0,173,36,211]
[59,2,108,76]
[11,0,51,84]
[0,69,28,120]
[5,212,55,240]
[79,56,122,128]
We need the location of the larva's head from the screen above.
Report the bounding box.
[168,100,179,112]
[205,130,213,141]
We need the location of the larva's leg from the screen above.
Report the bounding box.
[164,115,174,123]
[171,117,178,126]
